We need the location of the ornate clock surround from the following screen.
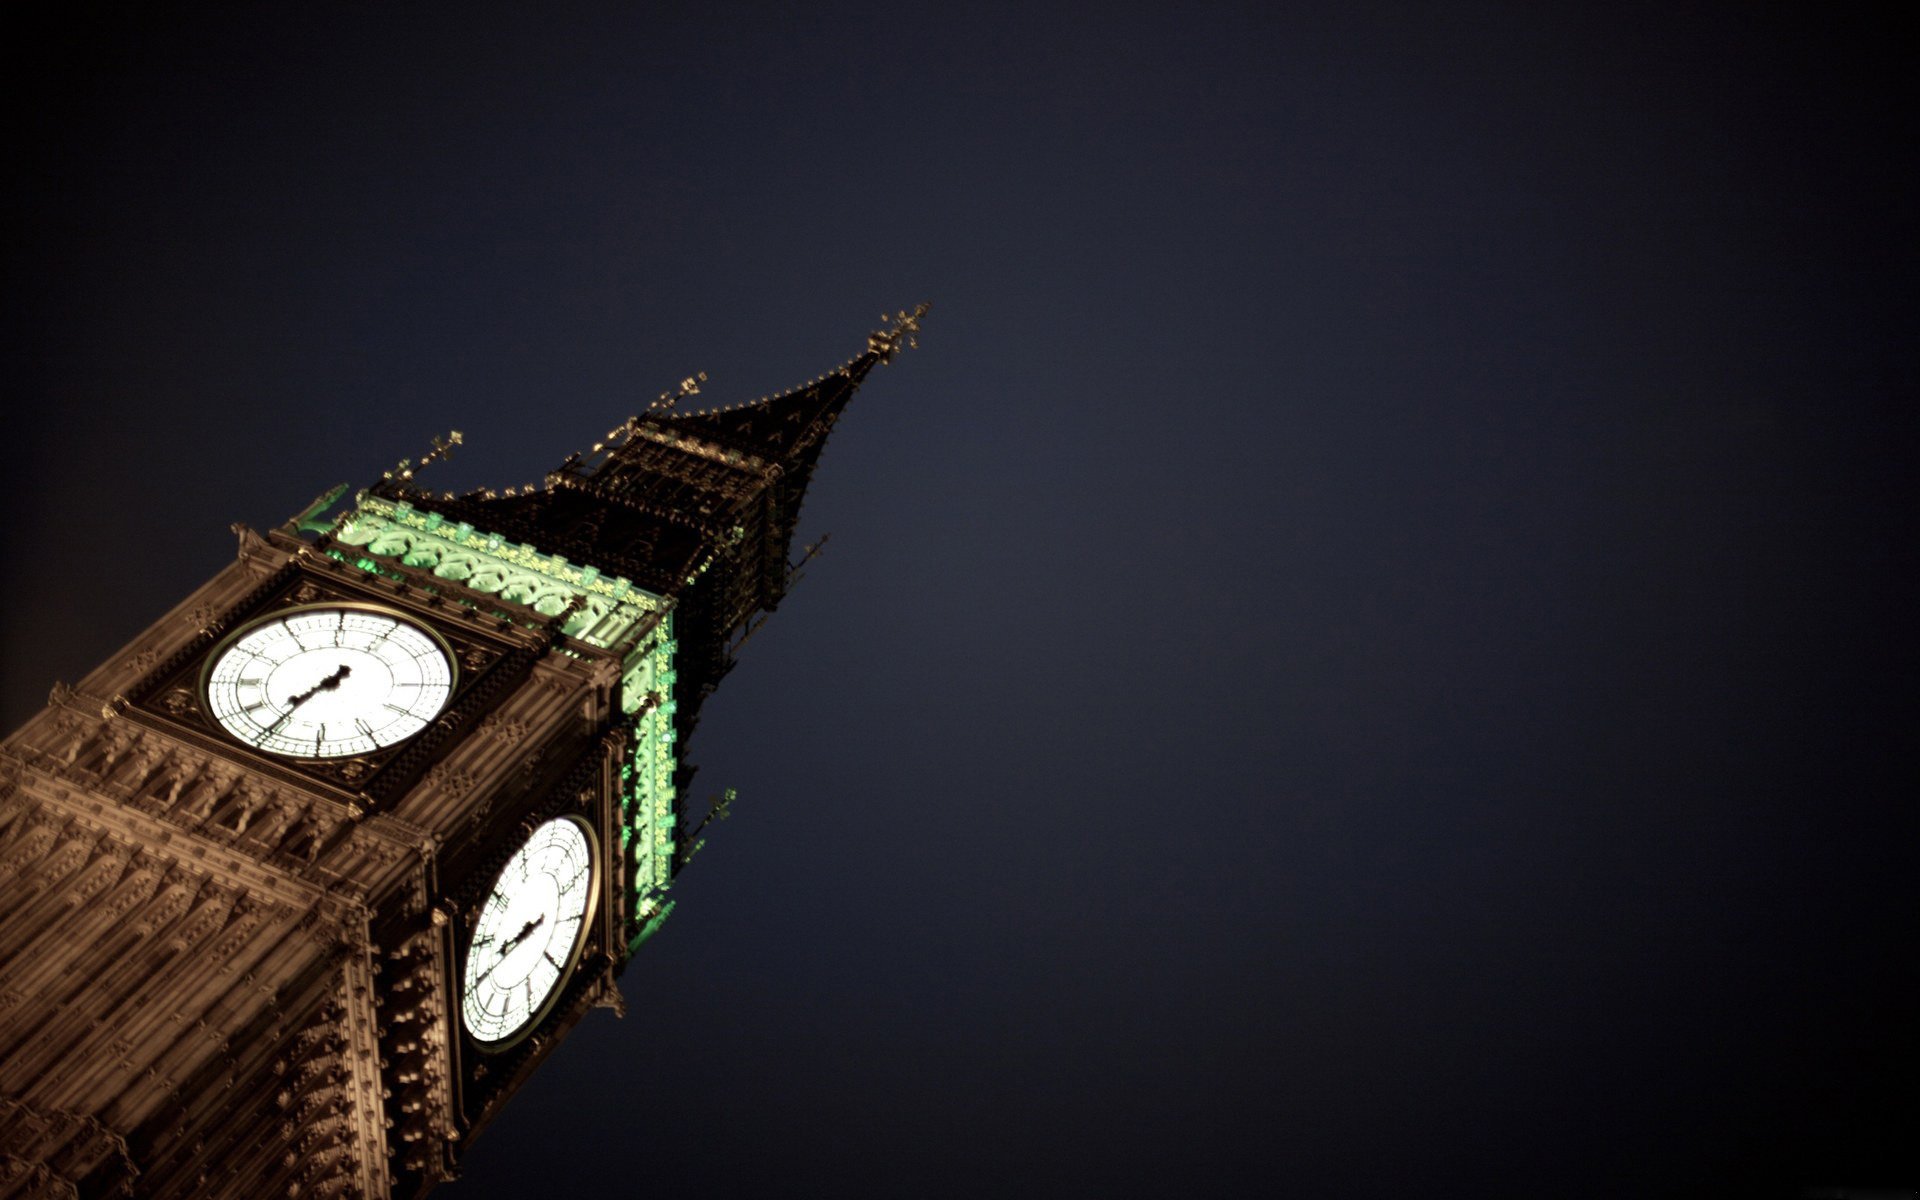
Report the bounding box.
[438,745,620,1129]
[124,556,540,807]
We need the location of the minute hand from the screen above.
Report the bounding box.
[476,914,546,986]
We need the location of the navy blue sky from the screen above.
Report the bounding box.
[5,5,1913,1196]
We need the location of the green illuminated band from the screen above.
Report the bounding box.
[331,494,678,925]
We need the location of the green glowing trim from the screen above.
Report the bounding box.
[333,493,681,941]
[336,494,663,649]
[621,621,678,900]
[627,899,675,954]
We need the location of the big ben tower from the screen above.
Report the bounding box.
[0,306,926,1199]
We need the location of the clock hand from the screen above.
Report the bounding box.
[283,663,353,711]
[262,664,354,739]
[475,914,547,986]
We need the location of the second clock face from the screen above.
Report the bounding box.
[462,817,598,1047]
[202,605,454,759]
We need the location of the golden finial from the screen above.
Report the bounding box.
[420,430,464,469]
[649,371,708,413]
[868,302,930,364]
[384,430,463,482]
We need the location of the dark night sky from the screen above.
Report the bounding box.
[5,4,1914,1197]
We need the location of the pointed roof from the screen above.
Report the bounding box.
[351,304,925,730]
[653,354,873,460]
[597,301,927,482]
[367,304,928,604]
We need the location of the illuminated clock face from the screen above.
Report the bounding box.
[461,817,598,1047]
[202,606,454,759]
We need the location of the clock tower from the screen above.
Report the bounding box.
[0,306,925,1199]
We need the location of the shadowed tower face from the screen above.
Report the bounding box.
[0,307,924,1200]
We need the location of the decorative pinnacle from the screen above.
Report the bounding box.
[868,302,930,364]
[649,371,708,413]
[289,483,351,534]
[384,430,464,483]
[676,787,737,868]
[419,430,464,470]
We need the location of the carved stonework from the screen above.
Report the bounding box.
[518,747,548,782]
[93,726,136,778]
[0,815,64,882]
[205,897,268,969]
[378,927,455,1182]
[348,827,407,866]
[295,907,337,950]
[478,713,531,746]
[119,739,167,795]
[253,798,302,848]
[591,973,628,1017]
[405,864,432,918]
[297,815,340,865]
[130,874,198,938]
[167,886,235,953]
[68,847,130,908]
[334,758,372,785]
[231,522,273,563]
[121,647,162,677]
[54,715,90,766]
[459,645,497,673]
[186,765,237,821]
[420,762,477,801]
[0,1095,138,1199]
[100,860,161,922]
[225,781,269,834]
[159,754,200,810]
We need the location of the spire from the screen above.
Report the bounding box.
[630,302,930,469]
[363,306,927,704]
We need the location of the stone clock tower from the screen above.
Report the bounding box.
[0,307,926,1199]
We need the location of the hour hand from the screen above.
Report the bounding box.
[284,663,354,711]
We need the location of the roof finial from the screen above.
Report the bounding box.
[868,302,930,364]
[649,371,708,413]
[288,482,351,534]
[420,430,463,469]
[383,430,463,483]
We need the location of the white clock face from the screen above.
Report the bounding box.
[203,605,454,759]
[461,817,598,1047]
